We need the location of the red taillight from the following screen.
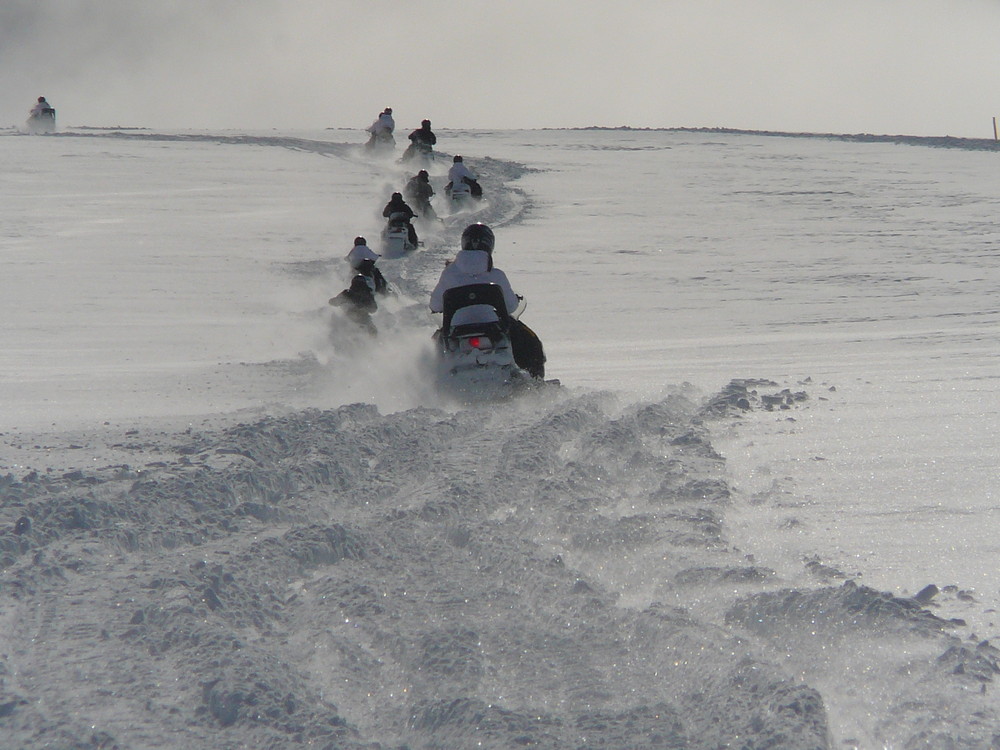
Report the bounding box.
[464,335,493,350]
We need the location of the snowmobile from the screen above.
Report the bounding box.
[445,178,483,214]
[435,283,532,397]
[329,275,378,338]
[365,131,395,155]
[412,198,438,222]
[404,175,437,221]
[401,140,433,166]
[381,211,417,257]
[26,108,56,134]
[445,180,474,212]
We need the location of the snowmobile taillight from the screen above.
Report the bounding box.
[466,335,492,351]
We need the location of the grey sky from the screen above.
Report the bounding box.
[3,0,999,137]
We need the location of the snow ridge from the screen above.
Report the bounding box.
[0,389,833,749]
[3,380,994,747]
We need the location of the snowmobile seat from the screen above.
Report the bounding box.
[449,305,507,340]
[442,284,509,335]
[386,211,410,230]
[450,304,500,328]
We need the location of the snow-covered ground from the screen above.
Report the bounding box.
[1,124,998,748]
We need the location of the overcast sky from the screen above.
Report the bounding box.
[3,0,999,137]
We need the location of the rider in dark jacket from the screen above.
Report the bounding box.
[408,119,436,148]
[403,119,437,162]
[382,192,419,247]
[404,170,435,218]
[330,275,378,334]
[355,259,389,295]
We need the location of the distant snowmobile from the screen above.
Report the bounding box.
[365,130,395,155]
[329,274,378,337]
[401,139,433,166]
[381,211,418,257]
[365,108,396,155]
[405,170,437,220]
[444,156,482,213]
[445,180,474,211]
[401,119,436,165]
[26,106,56,134]
[444,178,483,214]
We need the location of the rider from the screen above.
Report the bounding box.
[404,170,435,218]
[346,236,388,294]
[382,192,419,247]
[30,96,53,117]
[429,223,545,378]
[446,155,482,199]
[330,274,378,335]
[409,119,436,147]
[366,107,395,147]
[403,119,436,160]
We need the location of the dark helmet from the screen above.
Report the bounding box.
[354,236,367,246]
[391,192,403,200]
[417,169,429,179]
[453,155,463,163]
[421,119,431,127]
[38,96,46,103]
[384,107,392,114]
[461,223,495,254]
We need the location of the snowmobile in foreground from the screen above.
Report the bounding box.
[435,283,533,398]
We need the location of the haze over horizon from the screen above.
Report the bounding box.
[3,0,1000,138]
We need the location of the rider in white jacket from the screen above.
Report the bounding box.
[447,155,477,185]
[430,223,545,378]
[429,224,520,314]
[30,97,52,116]
[346,236,379,269]
[367,108,395,137]
[345,236,388,294]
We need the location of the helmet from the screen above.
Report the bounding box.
[354,236,367,246]
[384,107,392,114]
[453,155,463,162]
[391,192,402,200]
[38,96,45,103]
[461,223,494,254]
[421,119,431,127]
[417,170,429,179]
